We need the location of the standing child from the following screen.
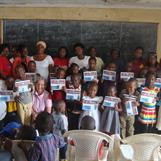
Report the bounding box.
[52,100,68,160]
[101,85,122,135]
[119,78,140,138]
[19,112,65,161]
[14,65,32,125]
[51,68,66,103]
[99,62,117,97]
[138,72,160,133]
[66,73,82,130]
[79,82,103,130]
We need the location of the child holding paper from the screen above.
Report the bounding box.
[119,78,140,138]
[79,82,103,130]
[100,85,122,135]
[14,65,32,125]
[66,73,82,130]
[51,68,66,103]
[99,62,117,97]
[138,72,160,133]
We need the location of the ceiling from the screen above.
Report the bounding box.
[1,0,161,8]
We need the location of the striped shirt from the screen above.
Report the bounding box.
[139,87,160,125]
[28,133,65,161]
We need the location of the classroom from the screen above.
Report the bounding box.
[0,0,161,161]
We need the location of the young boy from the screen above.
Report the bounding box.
[19,112,65,161]
[119,78,140,138]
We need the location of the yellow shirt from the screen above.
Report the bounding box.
[7,101,17,112]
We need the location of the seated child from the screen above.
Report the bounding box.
[19,112,65,161]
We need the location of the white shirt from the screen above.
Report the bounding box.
[69,56,90,69]
[31,55,53,79]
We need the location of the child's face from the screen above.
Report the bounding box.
[59,104,66,113]
[35,80,45,95]
[59,48,66,58]
[88,85,97,98]
[146,75,156,87]
[28,62,36,73]
[72,76,80,88]
[57,70,65,79]
[126,62,133,72]
[5,77,15,90]
[2,47,9,56]
[107,87,116,97]
[135,49,143,59]
[16,67,26,79]
[111,51,119,60]
[89,59,96,70]
[72,66,79,74]
[127,81,137,94]
[139,68,148,78]
[107,63,116,71]
[75,46,83,58]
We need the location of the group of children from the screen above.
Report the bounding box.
[0,42,161,161]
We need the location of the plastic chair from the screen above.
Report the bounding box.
[153,145,161,161]
[122,133,161,161]
[64,130,114,161]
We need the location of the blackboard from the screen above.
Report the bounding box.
[3,20,158,61]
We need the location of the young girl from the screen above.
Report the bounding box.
[101,85,122,135]
[28,61,36,73]
[138,72,160,133]
[146,53,159,73]
[14,65,32,125]
[66,63,80,84]
[66,73,82,130]
[99,62,117,97]
[51,68,66,103]
[119,78,140,138]
[32,77,52,121]
[79,82,103,131]
[52,100,68,160]
[53,46,69,71]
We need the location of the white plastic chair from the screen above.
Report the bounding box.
[122,133,161,161]
[64,130,114,161]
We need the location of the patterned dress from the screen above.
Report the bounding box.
[138,87,160,125]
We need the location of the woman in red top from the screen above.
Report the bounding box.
[132,47,145,77]
[53,46,69,71]
[0,44,12,78]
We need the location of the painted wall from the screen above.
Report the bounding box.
[0,6,161,60]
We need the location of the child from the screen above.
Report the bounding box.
[79,82,103,131]
[132,46,145,77]
[53,46,69,71]
[51,68,66,103]
[119,78,140,138]
[99,62,117,97]
[19,112,65,161]
[28,60,36,73]
[66,63,80,84]
[101,85,122,135]
[32,77,52,121]
[52,100,68,160]
[66,73,82,130]
[146,53,159,73]
[138,72,160,133]
[14,65,32,125]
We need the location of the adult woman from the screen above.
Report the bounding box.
[31,41,54,79]
[0,44,12,78]
[32,77,52,120]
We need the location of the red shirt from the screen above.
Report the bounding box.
[132,59,144,75]
[0,55,12,77]
[53,57,69,69]
[51,91,65,101]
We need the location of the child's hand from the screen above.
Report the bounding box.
[100,106,104,110]
[15,95,20,102]
[62,86,66,92]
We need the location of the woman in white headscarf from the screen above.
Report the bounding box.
[31,41,54,79]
